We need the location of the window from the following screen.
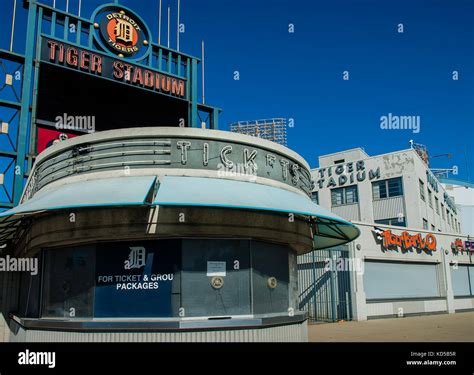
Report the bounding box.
[331,185,358,206]
[374,217,406,227]
[427,189,433,208]
[447,211,450,225]
[431,224,435,231]
[423,219,428,230]
[435,197,439,214]
[419,180,425,201]
[334,159,345,164]
[372,177,403,200]
[42,247,95,318]
[441,203,445,219]
[311,191,319,205]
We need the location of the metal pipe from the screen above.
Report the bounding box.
[66,0,69,13]
[158,0,162,45]
[201,40,205,104]
[78,0,82,17]
[177,0,180,51]
[167,6,170,48]
[10,0,17,52]
[330,251,337,322]
[53,0,56,7]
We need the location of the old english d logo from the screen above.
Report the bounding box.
[124,246,146,270]
[107,17,138,48]
[95,5,151,58]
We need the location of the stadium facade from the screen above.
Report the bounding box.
[298,147,473,321]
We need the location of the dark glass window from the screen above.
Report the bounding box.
[181,239,251,317]
[311,191,319,204]
[331,185,358,206]
[18,257,41,318]
[372,177,403,200]
[374,217,406,227]
[419,180,425,201]
[42,247,95,318]
[39,239,294,321]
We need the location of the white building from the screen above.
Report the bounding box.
[298,147,473,321]
[441,178,474,236]
[310,147,462,233]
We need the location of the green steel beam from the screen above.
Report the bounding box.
[0,49,25,62]
[13,1,37,204]
[30,7,43,160]
[0,100,21,109]
[0,151,17,157]
[212,108,219,130]
[191,59,198,127]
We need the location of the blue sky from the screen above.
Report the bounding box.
[1,0,473,180]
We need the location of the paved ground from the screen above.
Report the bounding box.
[308,312,474,342]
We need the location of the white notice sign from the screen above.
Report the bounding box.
[207,261,226,277]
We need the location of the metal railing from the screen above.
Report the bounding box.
[298,246,353,322]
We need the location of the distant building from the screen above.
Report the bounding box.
[230,118,287,146]
[298,146,473,323]
[311,147,462,233]
[441,178,474,236]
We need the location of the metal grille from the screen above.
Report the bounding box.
[230,118,287,146]
[298,246,352,322]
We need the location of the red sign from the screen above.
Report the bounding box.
[37,128,79,154]
[451,238,474,254]
[374,227,437,252]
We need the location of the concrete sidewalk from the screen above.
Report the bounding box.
[308,312,474,342]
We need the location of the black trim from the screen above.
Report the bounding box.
[9,312,308,333]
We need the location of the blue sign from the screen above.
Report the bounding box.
[94,240,180,318]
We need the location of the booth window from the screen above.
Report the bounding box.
[331,185,358,206]
[372,177,403,200]
[18,258,41,318]
[42,247,95,318]
[435,197,440,214]
[35,239,293,321]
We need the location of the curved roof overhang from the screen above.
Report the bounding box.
[0,176,360,250]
